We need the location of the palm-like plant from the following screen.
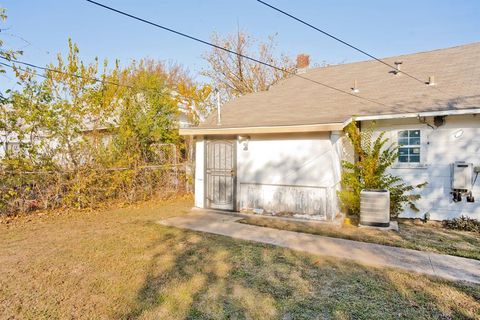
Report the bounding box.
[338,121,426,218]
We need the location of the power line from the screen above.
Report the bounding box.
[256,0,437,87]
[1,56,175,95]
[0,56,135,89]
[1,61,122,95]
[0,61,62,99]
[0,61,53,82]
[85,0,387,107]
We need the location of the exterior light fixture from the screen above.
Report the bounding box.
[454,129,464,139]
[238,135,250,150]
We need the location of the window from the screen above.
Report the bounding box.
[398,130,420,163]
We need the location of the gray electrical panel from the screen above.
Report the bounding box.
[452,161,473,191]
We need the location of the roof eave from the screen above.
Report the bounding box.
[180,108,480,136]
[354,108,480,121]
[179,122,345,136]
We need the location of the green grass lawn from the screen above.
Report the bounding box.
[0,197,479,319]
[238,215,480,260]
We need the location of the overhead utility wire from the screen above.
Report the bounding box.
[257,0,439,88]
[0,61,130,96]
[0,61,50,81]
[0,56,135,89]
[85,0,387,107]
[0,56,166,94]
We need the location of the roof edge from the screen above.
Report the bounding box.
[181,108,480,136]
[179,122,345,136]
[354,108,480,121]
[291,42,480,77]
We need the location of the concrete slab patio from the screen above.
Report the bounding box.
[159,209,480,284]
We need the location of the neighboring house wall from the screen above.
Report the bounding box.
[0,133,46,159]
[178,111,191,129]
[363,114,480,220]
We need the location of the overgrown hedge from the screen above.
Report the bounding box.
[0,166,185,215]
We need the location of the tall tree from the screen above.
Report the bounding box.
[114,59,180,163]
[125,59,212,126]
[201,31,294,101]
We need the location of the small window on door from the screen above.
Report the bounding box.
[398,130,420,163]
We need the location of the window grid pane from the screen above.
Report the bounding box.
[409,137,420,145]
[410,155,420,163]
[409,130,420,138]
[398,137,409,146]
[397,130,421,163]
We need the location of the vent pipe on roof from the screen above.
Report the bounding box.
[351,80,360,93]
[427,75,436,86]
[215,88,221,126]
[394,61,403,75]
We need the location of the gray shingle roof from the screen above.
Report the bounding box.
[198,42,480,129]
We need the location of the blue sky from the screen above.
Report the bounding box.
[1,0,479,88]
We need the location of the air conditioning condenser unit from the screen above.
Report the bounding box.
[360,189,390,227]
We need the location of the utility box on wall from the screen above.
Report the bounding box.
[451,161,475,202]
[452,161,473,191]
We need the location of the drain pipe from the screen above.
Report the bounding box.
[215,88,221,126]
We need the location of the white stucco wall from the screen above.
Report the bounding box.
[236,132,342,219]
[364,114,480,220]
[194,138,205,208]
[237,133,335,186]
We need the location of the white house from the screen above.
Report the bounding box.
[180,43,480,221]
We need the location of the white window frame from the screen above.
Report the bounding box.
[393,129,427,169]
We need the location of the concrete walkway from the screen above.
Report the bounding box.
[159,209,480,284]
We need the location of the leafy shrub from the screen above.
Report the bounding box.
[0,165,184,215]
[443,216,480,233]
[0,41,195,216]
[338,121,426,218]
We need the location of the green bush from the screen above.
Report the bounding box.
[443,216,480,233]
[0,41,194,216]
[0,165,183,215]
[338,121,426,218]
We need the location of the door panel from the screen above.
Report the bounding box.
[206,140,236,210]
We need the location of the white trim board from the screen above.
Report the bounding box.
[180,108,480,136]
[354,108,480,121]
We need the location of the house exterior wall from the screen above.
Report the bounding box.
[236,132,342,220]
[194,138,205,208]
[363,114,480,220]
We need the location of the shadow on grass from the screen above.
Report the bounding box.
[117,226,480,320]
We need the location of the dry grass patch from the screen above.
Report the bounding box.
[238,216,480,260]
[0,198,479,319]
